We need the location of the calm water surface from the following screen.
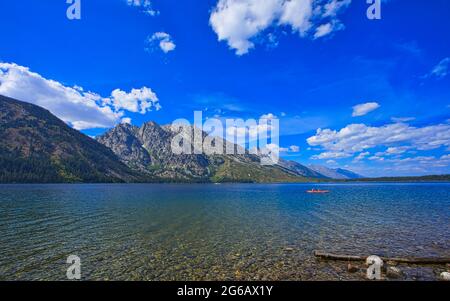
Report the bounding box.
[0,183,449,280]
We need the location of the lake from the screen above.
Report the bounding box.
[0,183,449,280]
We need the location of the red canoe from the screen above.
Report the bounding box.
[306,190,330,194]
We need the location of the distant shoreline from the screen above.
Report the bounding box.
[326,175,450,183]
[0,176,449,185]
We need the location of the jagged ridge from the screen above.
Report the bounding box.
[97,122,317,183]
[0,95,142,183]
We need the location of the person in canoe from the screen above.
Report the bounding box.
[307,188,330,194]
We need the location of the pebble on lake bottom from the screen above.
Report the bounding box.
[440,272,450,281]
[386,260,398,266]
[347,264,359,273]
[386,267,403,279]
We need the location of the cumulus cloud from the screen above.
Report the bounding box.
[147,32,176,53]
[0,63,161,130]
[109,87,161,114]
[260,113,278,120]
[307,122,450,160]
[352,102,380,117]
[121,117,132,124]
[353,151,370,162]
[384,155,450,171]
[280,145,300,153]
[424,57,450,79]
[384,146,411,155]
[313,23,333,39]
[209,0,351,55]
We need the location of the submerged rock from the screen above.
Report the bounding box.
[386,267,403,279]
[347,264,359,273]
[440,272,450,281]
[386,260,398,266]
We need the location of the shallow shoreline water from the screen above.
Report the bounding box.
[0,183,449,281]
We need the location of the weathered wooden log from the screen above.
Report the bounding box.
[314,250,450,264]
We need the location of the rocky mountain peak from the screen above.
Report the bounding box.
[0,95,140,183]
[96,121,315,182]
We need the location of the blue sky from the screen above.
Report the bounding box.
[0,0,449,176]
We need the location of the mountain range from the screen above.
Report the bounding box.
[0,95,363,183]
[308,165,364,180]
[95,122,325,183]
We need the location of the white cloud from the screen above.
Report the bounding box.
[209,0,351,55]
[0,63,161,130]
[424,57,450,79]
[309,121,450,175]
[314,23,333,39]
[280,145,300,153]
[121,117,132,124]
[289,145,300,152]
[311,151,352,160]
[307,122,450,160]
[126,0,159,16]
[160,40,176,53]
[368,155,384,161]
[386,155,450,169]
[110,87,161,114]
[314,21,344,39]
[385,146,411,155]
[352,102,380,117]
[260,113,277,120]
[352,153,450,177]
[391,117,415,123]
[322,0,351,17]
[209,0,281,55]
[279,0,313,34]
[148,32,176,53]
[441,154,450,161]
[353,151,370,162]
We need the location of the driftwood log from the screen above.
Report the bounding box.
[314,250,450,264]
